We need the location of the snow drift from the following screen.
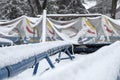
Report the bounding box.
[39,41,120,80]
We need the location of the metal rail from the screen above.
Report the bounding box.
[46,14,102,17]
[0,44,74,79]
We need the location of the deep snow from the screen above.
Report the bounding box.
[4,41,120,80]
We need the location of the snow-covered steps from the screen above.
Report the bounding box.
[0,41,74,79]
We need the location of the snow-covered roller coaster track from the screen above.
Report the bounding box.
[0,41,74,79]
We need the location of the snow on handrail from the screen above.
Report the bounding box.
[46,14,102,17]
[36,14,102,17]
[0,41,71,69]
[0,41,73,79]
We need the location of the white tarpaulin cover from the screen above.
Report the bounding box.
[0,15,120,44]
[0,16,42,39]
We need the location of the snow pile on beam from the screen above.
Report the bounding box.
[0,41,71,69]
[0,37,13,44]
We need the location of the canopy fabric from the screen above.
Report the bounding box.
[0,15,120,44]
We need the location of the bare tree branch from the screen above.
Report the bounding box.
[34,0,42,14]
[28,0,36,16]
[42,0,48,9]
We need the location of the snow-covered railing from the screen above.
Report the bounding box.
[37,13,102,17]
[0,38,14,46]
[0,12,120,45]
[46,14,102,17]
[0,41,74,79]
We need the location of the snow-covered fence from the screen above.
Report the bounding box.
[1,11,120,44]
[0,41,74,79]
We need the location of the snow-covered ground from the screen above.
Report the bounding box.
[3,41,120,80]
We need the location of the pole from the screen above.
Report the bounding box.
[101,15,110,42]
[42,10,47,42]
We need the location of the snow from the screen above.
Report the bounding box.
[117,0,120,9]
[4,41,120,80]
[0,37,13,44]
[0,41,71,69]
[39,41,120,80]
[82,0,97,9]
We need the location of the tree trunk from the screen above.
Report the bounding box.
[34,0,42,14]
[111,0,118,19]
[42,0,48,10]
[28,0,42,16]
[28,0,36,16]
